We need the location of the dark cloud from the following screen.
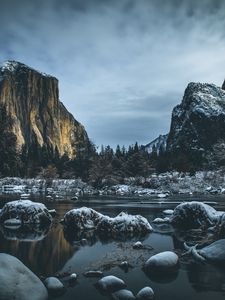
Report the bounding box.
[0,0,225,147]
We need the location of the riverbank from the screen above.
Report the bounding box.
[1,170,225,199]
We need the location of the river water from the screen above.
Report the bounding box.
[1,195,225,300]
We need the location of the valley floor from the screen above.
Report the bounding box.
[1,170,225,199]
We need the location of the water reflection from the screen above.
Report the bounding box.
[0,224,74,277]
[0,223,50,241]
[144,267,179,283]
[0,196,225,300]
[184,263,225,292]
[63,227,150,245]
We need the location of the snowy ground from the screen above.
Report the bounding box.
[1,170,225,198]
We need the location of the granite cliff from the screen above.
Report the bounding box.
[0,61,89,159]
[166,82,225,168]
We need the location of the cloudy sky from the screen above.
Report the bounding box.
[1,0,225,148]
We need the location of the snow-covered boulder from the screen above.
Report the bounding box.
[0,253,48,300]
[63,207,152,239]
[44,277,65,296]
[0,200,52,226]
[63,207,104,230]
[96,275,126,292]
[136,287,154,300]
[163,209,173,215]
[97,212,152,235]
[111,289,136,300]
[170,201,222,229]
[144,251,179,272]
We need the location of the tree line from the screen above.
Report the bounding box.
[1,102,223,184]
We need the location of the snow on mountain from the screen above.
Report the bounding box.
[144,134,168,154]
[166,82,225,166]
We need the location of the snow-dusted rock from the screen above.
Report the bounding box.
[133,241,144,249]
[63,207,152,239]
[97,212,152,235]
[145,251,179,272]
[157,193,168,198]
[170,201,223,229]
[96,275,126,292]
[63,207,104,230]
[0,200,52,225]
[0,253,48,300]
[163,209,174,215]
[152,217,170,224]
[44,277,65,296]
[111,289,136,300]
[136,287,155,299]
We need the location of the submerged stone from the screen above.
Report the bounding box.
[111,289,136,300]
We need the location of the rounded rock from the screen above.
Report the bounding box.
[44,277,65,296]
[136,287,154,299]
[112,289,136,300]
[145,251,179,272]
[96,275,126,292]
[0,253,48,300]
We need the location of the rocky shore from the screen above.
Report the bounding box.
[1,170,225,199]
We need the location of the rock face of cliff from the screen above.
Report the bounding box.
[222,79,225,90]
[167,82,225,167]
[0,61,89,158]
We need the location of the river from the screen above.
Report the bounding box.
[1,195,225,300]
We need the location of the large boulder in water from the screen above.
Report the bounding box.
[62,207,152,239]
[170,201,222,229]
[63,207,104,230]
[188,239,225,263]
[97,212,152,235]
[0,200,52,226]
[144,251,179,273]
[0,253,48,300]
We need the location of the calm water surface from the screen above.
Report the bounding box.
[1,195,225,300]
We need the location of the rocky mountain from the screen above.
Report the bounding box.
[222,79,225,90]
[166,82,225,167]
[0,60,89,159]
[144,134,168,154]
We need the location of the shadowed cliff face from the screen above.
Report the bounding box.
[0,60,89,158]
[166,82,225,168]
[222,80,225,91]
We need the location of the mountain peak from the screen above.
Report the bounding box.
[222,79,225,90]
[0,60,53,78]
[0,61,88,158]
